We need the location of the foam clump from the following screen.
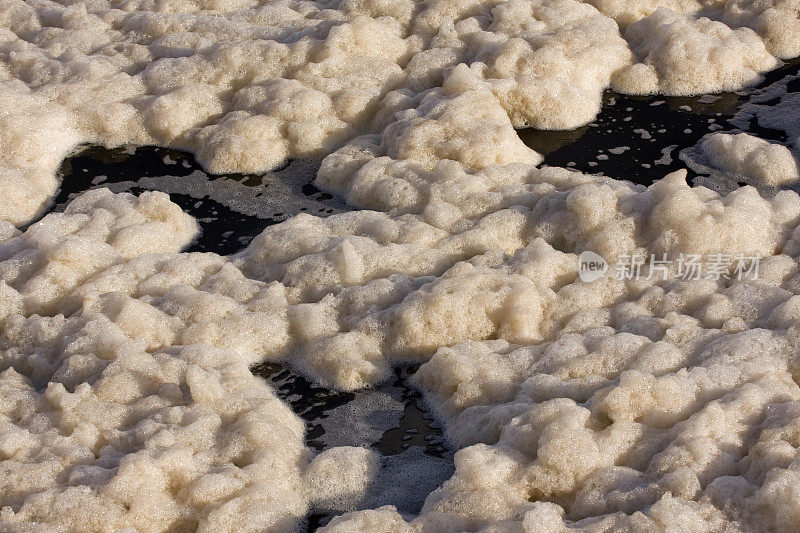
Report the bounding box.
[3,0,798,223]
[722,0,800,59]
[8,172,800,531]
[0,190,381,532]
[695,132,800,187]
[9,170,800,530]
[612,8,779,95]
[302,170,800,532]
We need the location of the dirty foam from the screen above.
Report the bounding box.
[3,0,800,531]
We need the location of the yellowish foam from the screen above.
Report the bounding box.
[3,0,800,530]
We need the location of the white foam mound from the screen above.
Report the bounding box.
[612,8,779,95]
[5,173,800,530]
[690,132,800,187]
[0,189,378,531]
[3,0,800,531]
[1,0,799,223]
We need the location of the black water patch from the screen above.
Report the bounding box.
[252,362,357,452]
[372,366,449,458]
[46,145,346,254]
[250,361,451,460]
[252,363,455,530]
[529,91,730,184]
[519,58,800,186]
[137,187,279,254]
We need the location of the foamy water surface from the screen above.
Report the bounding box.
[3,1,800,531]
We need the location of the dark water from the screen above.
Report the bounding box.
[251,364,453,529]
[521,58,800,187]
[40,58,800,530]
[250,363,448,457]
[48,147,345,254]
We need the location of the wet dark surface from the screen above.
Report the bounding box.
[252,363,453,530]
[53,147,274,254]
[372,367,449,458]
[250,363,449,457]
[252,362,357,452]
[520,58,800,187]
[47,147,345,254]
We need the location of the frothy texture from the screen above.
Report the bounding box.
[690,132,799,187]
[3,0,800,531]
[0,190,379,531]
[1,0,796,224]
